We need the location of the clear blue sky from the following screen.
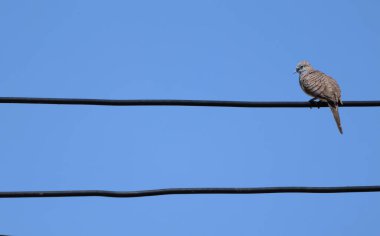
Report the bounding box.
[0,1,379,235]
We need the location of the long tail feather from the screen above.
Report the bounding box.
[329,104,343,134]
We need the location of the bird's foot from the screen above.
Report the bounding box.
[309,98,321,109]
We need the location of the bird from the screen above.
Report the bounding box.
[295,60,343,134]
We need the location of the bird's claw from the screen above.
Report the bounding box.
[309,98,321,109]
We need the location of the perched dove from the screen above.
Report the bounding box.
[296,61,343,134]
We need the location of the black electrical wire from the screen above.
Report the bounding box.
[0,186,379,198]
[0,97,379,107]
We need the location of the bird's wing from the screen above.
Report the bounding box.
[302,70,341,105]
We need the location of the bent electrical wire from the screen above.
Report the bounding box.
[0,186,379,198]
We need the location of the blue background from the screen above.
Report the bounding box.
[0,1,379,235]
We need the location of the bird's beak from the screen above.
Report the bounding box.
[293,71,297,74]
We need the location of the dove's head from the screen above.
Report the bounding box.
[295,60,313,75]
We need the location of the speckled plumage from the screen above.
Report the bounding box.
[296,61,343,134]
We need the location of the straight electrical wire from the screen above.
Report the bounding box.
[0,97,379,107]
